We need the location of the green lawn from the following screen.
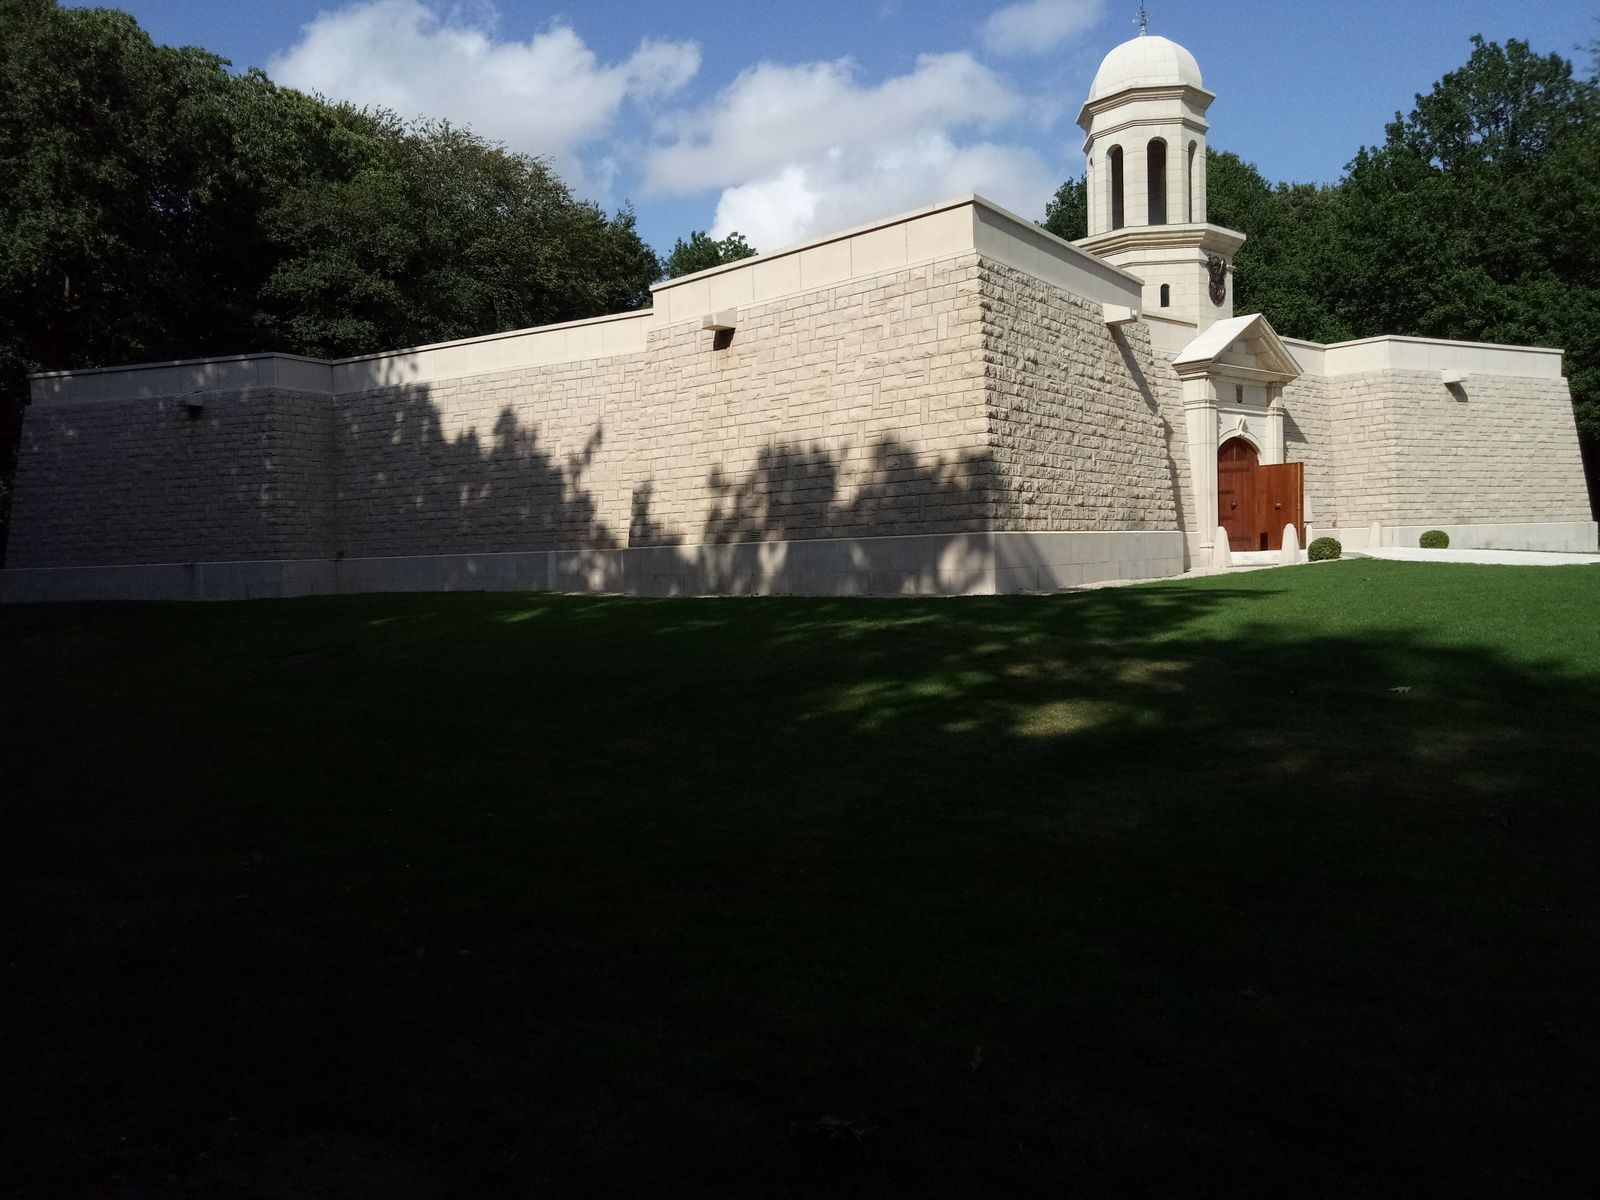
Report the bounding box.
[5,561,1599,1197]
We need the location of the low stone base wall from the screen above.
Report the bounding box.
[1179,520,1598,566]
[1332,520,1599,555]
[0,531,1184,603]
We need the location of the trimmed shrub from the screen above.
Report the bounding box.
[1308,536,1342,561]
[1419,529,1450,549]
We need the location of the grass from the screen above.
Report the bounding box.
[4,560,1599,1197]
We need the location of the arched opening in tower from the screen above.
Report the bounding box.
[1186,141,1198,223]
[1148,139,1167,225]
[1109,146,1125,230]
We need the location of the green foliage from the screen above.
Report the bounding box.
[1040,176,1088,242]
[0,1,244,372]
[1205,150,1351,343]
[661,230,757,279]
[1419,529,1451,549]
[1308,536,1342,561]
[247,102,659,357]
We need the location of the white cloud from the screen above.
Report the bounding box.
[643,52,1055,249]
[709,135,1057,251]
[981,0,1105,57]
[268,0,699,192]
[643,53,1020,196]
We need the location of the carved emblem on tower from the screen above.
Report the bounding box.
[1206,254,1228,306]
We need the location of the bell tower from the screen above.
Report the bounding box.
[1075,27,1244,330]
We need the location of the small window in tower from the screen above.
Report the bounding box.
[1159,284,1170,307]
[1109,146,1125,230]
[1148,139,1167,225]
[1235,384,1245,405]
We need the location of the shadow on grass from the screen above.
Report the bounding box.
[3,564,1599,1198]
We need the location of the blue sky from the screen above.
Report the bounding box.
[78,0,1597,255]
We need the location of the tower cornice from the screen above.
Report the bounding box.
[1076,222,1245,259]
[1078,111,1210,154]
[1077,83,1215,132]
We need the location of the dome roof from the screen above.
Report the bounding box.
[1086,34,1203,103]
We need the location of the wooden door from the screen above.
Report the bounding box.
[1255,462,1304,551]
[1217,438,1258,552]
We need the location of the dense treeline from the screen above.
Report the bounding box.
[0,0,665,543]
[1044,36,1600,499]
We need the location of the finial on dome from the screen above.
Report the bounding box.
[1138,3,1148,35]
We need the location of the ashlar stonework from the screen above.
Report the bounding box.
[3,31,1593,601]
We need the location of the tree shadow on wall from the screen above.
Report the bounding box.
[628,480,681,549]
[338,377,1027,595]
[337,384,617,557]
[690,438,1006,595]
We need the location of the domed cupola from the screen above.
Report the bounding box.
[1075,26,1244,329]
[1086,33,1204,104]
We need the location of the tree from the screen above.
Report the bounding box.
[662,230,757,279]
[1336,37,1600,443]
[0,0,246,546]
[0,0,245,373]
[1206,150,1348,343]
[253,114,659,357]
[1040,176,1088,242]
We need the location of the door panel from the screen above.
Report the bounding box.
[1254,462,1304,550]
[1217,438,1259,552]
[1218,466,1256,551]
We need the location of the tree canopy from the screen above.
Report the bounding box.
[661,230,758,279]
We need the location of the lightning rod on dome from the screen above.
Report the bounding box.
[1137,3,1148,35]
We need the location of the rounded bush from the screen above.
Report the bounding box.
[1419,529,1450,549]
[1308,536,1342,562]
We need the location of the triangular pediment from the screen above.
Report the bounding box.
[1172,313,1302,382]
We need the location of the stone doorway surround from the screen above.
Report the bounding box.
[1171,314,1304,569]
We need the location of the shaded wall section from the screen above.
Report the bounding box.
[5,388,333,568]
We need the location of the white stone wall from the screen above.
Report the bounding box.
[6,388,334,568]
[287,254,995,561]
[979,260,1182,533]
[1323,369,1590,528]
[638,255,995,543]
[1279,374,1335,527]
[8,257,998,573]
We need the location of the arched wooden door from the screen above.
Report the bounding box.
[1217,438,1258,552]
